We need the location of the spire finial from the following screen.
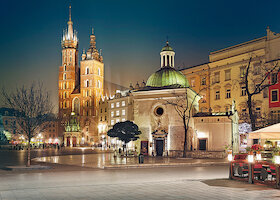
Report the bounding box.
[166,36,169,45]
[69,4,72,21]
[92,28,94,35]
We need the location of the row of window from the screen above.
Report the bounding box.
[84,67,101,76]
[60,82,74,90]
[100,116,107,122]
[111,118,126,125]
[111,101,126,108]
[214,87,268,100]
[84,80,101,88]
[111,110,126,117]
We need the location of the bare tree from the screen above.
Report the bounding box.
[1,82,53,166]
[244,58,280,131]
[165,87,202,157]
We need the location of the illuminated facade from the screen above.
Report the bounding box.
[181,27,280,128]
[58,6,104,146]
[131,42,237,157]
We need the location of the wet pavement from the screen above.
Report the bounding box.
[33,153,228,168]
[1,166,280,200]
[0,148,105,168]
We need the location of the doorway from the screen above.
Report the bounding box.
[198,139,207,151]
[72,137,77,147]
[156,139,164,156]
[67,137,71,147]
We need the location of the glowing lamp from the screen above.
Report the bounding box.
[275,155,280,164]
[227,153,233,162]
[248,154,254,163]
[256,152,262,161]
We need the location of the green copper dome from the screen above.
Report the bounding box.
[161,41,174,52]
[146,67,189,88]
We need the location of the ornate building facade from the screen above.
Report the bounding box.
[58,6,104,146]
[181,27,280,129]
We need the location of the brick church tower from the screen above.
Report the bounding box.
[58,6,104,146]
[58,5,79,118]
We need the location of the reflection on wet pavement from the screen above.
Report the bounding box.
[34,153,175,168]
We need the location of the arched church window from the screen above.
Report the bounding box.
[85,80,89,87]
[98,68,101,76]
[64,65,66,71]
[63,73,66,80]
[64,92,67,99]
[64,101,67,108]
[73,98,80,115]
[85,67,89,75]
[63,82,66,89]
[97,80,100,88]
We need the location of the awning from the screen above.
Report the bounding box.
[249,123,280,139]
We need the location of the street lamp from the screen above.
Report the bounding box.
[248,152,254,184]
[227,151,233,180]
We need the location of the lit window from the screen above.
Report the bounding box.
[214,72,220,83]
[116,102,120,107]
[225,69,231,81]
[97,80,100,88]
[226,89,231,99]
[85,67,89,75]
[111,103,114,108]
[191,79,195,87]
[111,120,114,125]
[85,80,89,87]
[64,65,66,71]
[122,118,126,122]
[240,66,246,78]
[116,110,120,116]
[122,101,125,106]
[122,109,125,116]
[116,118,120,123]
[272,90,279,102]
[98,68,101,76]
[111,111,114,117]
[201,77,206,86]
[64,92,67,99]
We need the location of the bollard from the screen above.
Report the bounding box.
[276,164,280,189]
[229,162,233,180]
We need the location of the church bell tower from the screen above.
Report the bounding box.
[58,5,79,117]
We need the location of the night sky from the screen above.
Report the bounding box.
[1,0,280,110]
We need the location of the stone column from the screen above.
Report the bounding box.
[172,56,175,67]
[70,136,73,147]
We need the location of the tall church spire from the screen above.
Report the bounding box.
[62,5,78,48]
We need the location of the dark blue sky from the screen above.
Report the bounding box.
[0,0,279,108]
